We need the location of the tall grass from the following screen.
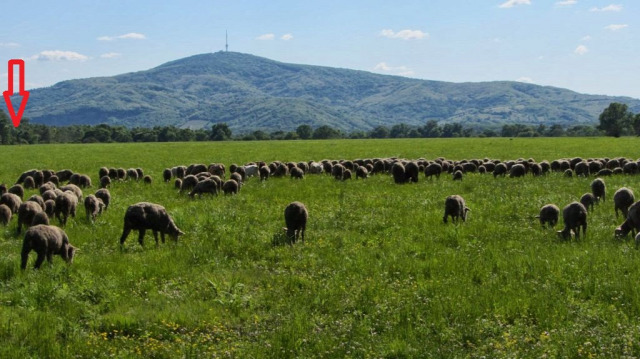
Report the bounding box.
[1,137,640,357]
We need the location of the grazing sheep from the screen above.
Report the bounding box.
[23,176,36,190]
[597,169,613,177]
[274,163,289,177]
[99,167,109,179]
[222,179,239,195]
[0,204,11,225]
[233,166,247,182]
[332,164,346,181]
[21,225,76,270]
[39,182,56,195]
[259,166,271,181]
[210,175,223,192]
[580,193,597,212]
[60,184,83,201]
[78,174,92,187]
[174,178,182,189]
[404,162,419,183]
[189,179,219,198]
[564,169,574,178]
[452,170,463,181]
[17,201,44,235]
[95,189,111,210]
[355,166,369,179]
[187,164,207,176]
[613,167,623,175]
[108,168,118,179]
[424,163,442,179]
[530,163,542,176]
[574,162,590,177]
[119,202,184,246]
[41,190,57,202]
[44,200,55,219]
[54,192,78,226]
[100,175,111,188]
[179,175,199,193]
[27,195,46,211]
[48,175,59,186]
[163,168,172,182]
[143,175,152,184]
[208,163,226,178]
[68,174,80,186]
[16,169,38,184]
[557,202,587,240]
[536,204,560,228]
[614,187,635,218]
[623,162,639,175]
[342,169,352,180]
[126,169,139,181]
[0,193,22,214]
[309,162,323,174]
[391,163,405,184]
[615,201,640,238]
[509,164,526,178]
[31,211,50,226]
[117,168,126,180]
[591,178,606,202]
[56,169,74,182]
[493,163,508,178]
[136,168,144,179]
[284,201,308,244]
[290,167,304,180]
[0,184,6,195]
[8,184,24,199]
[84,195,104,221]
[478,165,486,174]
[244,164,260,178]
[443,195,470,223]
[230,172,243,185]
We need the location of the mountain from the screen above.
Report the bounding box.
[25,52,640,132]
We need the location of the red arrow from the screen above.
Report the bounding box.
[3,59,30,127]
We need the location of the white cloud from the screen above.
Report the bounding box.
[374,62,415,76]
[604,24,628,31]
[498,0,531,8]
[100,52,122,59]
[581,35,591,41]
[590,4,622,12]
[555,0,577,6]
[256,33,275,40]
[379,29,428,40]
[281,34,294,41]
[98,32,146,41]
[31,50,89,61]
[0,42,20,48]
[516,77,534,83]
[574,45,588,55]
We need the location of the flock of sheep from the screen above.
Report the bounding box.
[2,155,640,269]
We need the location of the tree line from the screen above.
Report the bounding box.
[0,103,635,145]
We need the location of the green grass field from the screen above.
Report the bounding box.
[2,137,640,358]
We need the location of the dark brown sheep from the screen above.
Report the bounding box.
[614,187,635,218]
[557,202,587,240]
[31,211,50,226]
[126,169,139,181]
[8,184,24,199]
[0,183,6,195]
[100,175,111,188]
[230,172,243,184]
[17,201,44,235]
[27,195,46,211]
[56,169,74,182]
[591,178,606,202]
[136,168,144,179]
[284,201,308,244]
[574,162,590,177]
[44,200,55,219]
[443,195,470,223]
[119,202,184,246]
[290,167,304,180]
[39,182,56,195]
[596,169,613,177]
[493,163,508,178]
[536,204,559,227]
[174,178,182,189]
[0,204,11,225]
[331,164,345,180]
[509,164,526,178]
[580,193,597,212]
[208,163,226,178]
[143,175,152,184]
[452,170,463,181]
[391,162,405,184]
[108,168,118,179]
[424,163,442,179]
[260,166,271,181]
[48,175,59,186]
[343,169,352,180]
[21,225,76,270]
[59,184,83,201]
[222,179,239,195]
[189,179,219,197]
[615,201,640,238]
[99,167,109,179]
[23,176,36,190]
[84,194,105,221]
[404,162,419,183]
[117,168,126,180]
[163,168,172,182]
[16,169,38,184]
[564,169,573,178]
[54,192,78,226]
[95,189,111,210]
[179,175,199,193]
[0,193,22,214]
[355,166,368,179]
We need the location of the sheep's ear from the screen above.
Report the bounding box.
[465,207,471,212]
[178,230,185,236]
[282,227,288,233]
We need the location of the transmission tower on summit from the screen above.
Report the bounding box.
[225,30,229,52]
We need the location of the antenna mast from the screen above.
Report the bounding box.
[225,30,228,52]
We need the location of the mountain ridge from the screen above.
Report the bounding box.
[25,52,640,132]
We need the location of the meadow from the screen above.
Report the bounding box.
[1,137,640,358]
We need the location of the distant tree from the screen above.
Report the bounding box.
[296,124,313,139]
[284,131,299,140]
[112,126,133,142]
[312,125,341,139]
[482,129,497,137]
[633,114,640,136]
[422,120,441,138]
[597,102,632,137]
[369,126,389,139]
[252,130,269,140]
[441,123,463,138]
[349,131,367,139]
[0,110,12,144]
[270,131,286,140]
[210,122,232,141]
[158,126,178,142]
[546,124,565,137]
[390,123,410,138]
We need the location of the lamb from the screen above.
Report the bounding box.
[591,178,606,202]
[580,193,597,212]
[30,211,50,226]
[84,194,105,221]
[259,166,271,181]
[244,164,260,178]
[21,225,76,270]
[564,169,573,178]
[189,179,219,197]
[54,192,78,226]
[174,179,182,189]
[0,204,11,225]
[0,193,22,214]
[614,187,635,218]
[179,175,199,193]
[557,202,587,240]
[163,168,172,182]
[95,188,111,210]
[222,179,239,195]
[23,176,36,190]
[309,162,323,174]
[355,166,368,179]
[143,175,152,184]
[8,184,24,199]
[493,163,508,178]
[404,162,419,183]
[284,201,308,244]
[17,201,44,235]
[290,167,304,180]
[443,195,470,223]
[119,202,184,246]
[100,175,111,188]
[44,200,56,219]
[136,168,144,179]
[509,164,526,178]
[452,170,463,181]
[536,204,560,227]
[391,162,405,184]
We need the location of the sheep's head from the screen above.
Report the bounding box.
[614,226,628,238]
[168,224,185,241]
[557,228,573,240]
[65,245,76,264]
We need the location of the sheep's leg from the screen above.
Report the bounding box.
[34,250,46,269]
[46,251,53,265]
[160,232,165,244]
[119,225,131,245]
[20,248,30,270]
[138,230,146,246]
[152,230,159,245]
[301,226,305,243]
[582,223,587,238]
[16,221,22,235]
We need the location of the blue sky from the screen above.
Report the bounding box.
[1,0,638,98]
